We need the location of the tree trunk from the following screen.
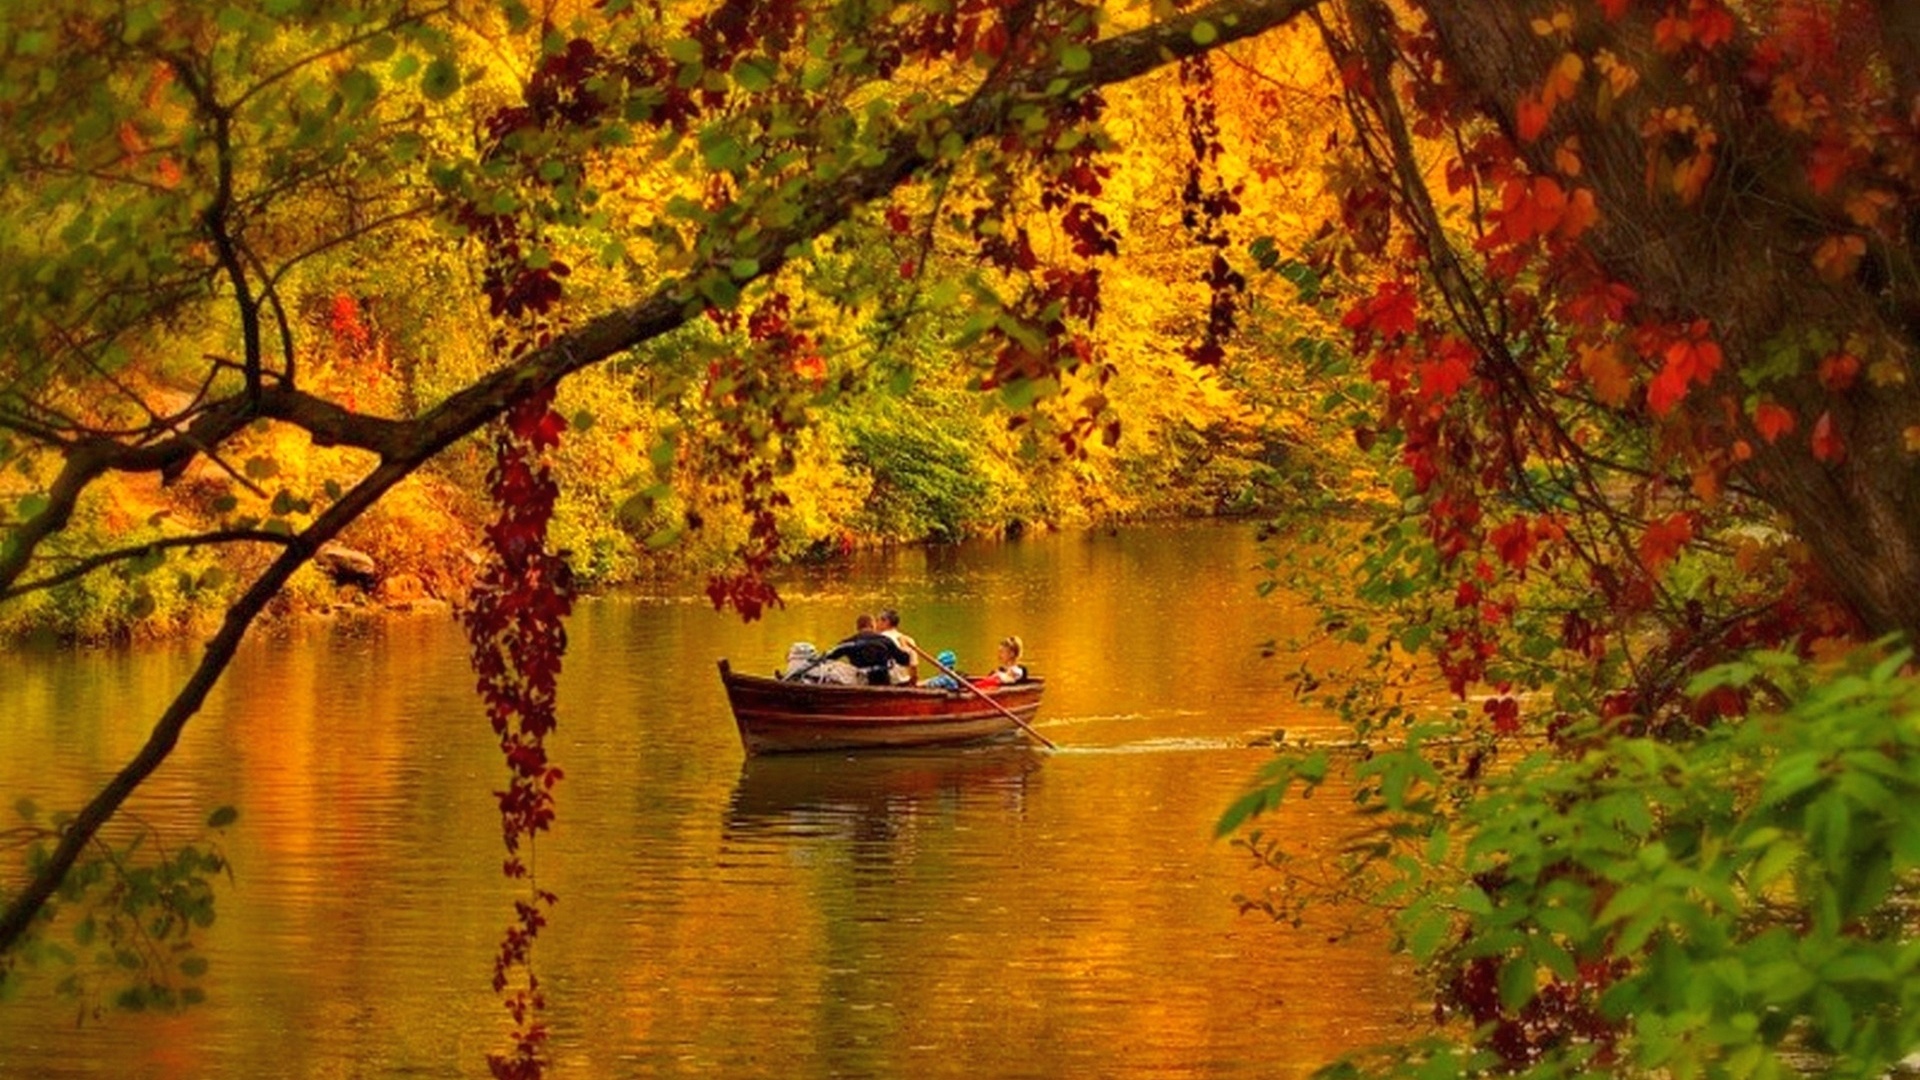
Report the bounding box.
[1410,0,1920,638]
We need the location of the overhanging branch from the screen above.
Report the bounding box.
[402,0,1323,461]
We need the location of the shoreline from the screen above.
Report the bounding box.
[0,511,1308,653]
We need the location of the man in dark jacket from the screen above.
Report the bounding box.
[823,613,914,685]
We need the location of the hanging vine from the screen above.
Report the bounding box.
[461,385,574,1080]
[1177,52,1248,369]
[451,30,600,1080]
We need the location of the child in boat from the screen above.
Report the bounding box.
[921,649,962,690]
[780,642,819,679]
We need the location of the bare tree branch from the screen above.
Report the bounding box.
[227,2,456,113]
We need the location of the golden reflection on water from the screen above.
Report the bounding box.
[1,521,1419,1079]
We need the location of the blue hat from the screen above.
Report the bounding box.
[937,650,957,667]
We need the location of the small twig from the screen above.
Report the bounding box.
[184,437,272,499]
[88,832,174,976]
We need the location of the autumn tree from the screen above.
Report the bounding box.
[0,0,1321,1066]
[1405,0,1920,638]
[1226,1,1920,1075]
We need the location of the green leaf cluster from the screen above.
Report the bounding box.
[3,802,237,1019]
[1263,641,1920,1079]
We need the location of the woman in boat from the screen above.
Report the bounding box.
[974,635,1027,686]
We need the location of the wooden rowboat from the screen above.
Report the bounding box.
[717,658,1046,755]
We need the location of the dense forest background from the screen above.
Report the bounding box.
[0,11,1357,645]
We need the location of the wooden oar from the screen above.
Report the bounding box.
[909,641,1057,751]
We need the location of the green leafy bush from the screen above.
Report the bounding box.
[1228,642,1920,1079]
[843,401,995,542]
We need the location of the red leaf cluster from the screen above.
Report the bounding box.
[1415,337,1476,406]
[1637,512,1694,573]
[1810,410,1845,463]
[1478,176,1599,263]
[689,292,862,622]
[326,293,371,354]
[1644,320,1722,416]
[1654,0,1737,55]
[1752,400,1795,443]
[463,385,577,1080]
[1483,695,1521,734]
[1341,279,1419,346]
[1440,948,1629,1068]
[1315,5,1874,758]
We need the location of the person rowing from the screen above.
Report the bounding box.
[821,613,914,686]
[875,607,919,684]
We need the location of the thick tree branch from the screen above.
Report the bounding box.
[0,387,410,593]
[4,0,1312,596]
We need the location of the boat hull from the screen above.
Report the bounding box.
[718,659,1046,755]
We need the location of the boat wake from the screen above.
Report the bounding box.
[1032,712,1148,727]
[1046,735,1248,754]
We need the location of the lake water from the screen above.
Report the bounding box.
[0,520,1419,1078]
